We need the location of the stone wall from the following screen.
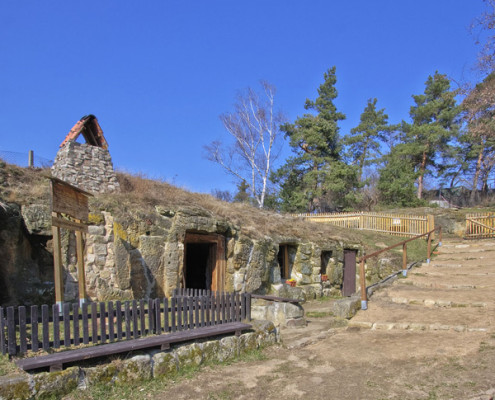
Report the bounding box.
[0,321,279,400]
[51,141,119,194]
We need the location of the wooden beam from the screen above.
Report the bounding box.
[51,212,64,308]
[75,221,86,305]
[52,216,88,232]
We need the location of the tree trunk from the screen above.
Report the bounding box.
[417,150,428,199]
[470,148,484,204]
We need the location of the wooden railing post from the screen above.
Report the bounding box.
[360,259,367,310]
[438,226,442,246]
[402,243,408,277]
[427,232,432,263]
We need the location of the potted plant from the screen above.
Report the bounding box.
[286,278,296,287]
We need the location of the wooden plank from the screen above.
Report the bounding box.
[107,302,114,343]
[177,297,183,331]
[51,220,64,306]
[51,216,89,233]
[73,303,80,347]
[63,303,71,348]
[19,306,27,354]
[99,302,106,344]
[235,293,240,322]
[82,303,89,345]
[200,297,205,328]
[163,298,169,333]
[42,305,49,351]
[188,297,194,329]
[52,304,60,349]
[226,293,231,323]
[31,306,39,352]
[183,297,188,330]
[0,307,5,355]
[246,293,251,321]
[171,297,176,333]
[148,299,154,335]
[51,178,90,221]
[7,307,17,356]
[91,303,98,344]
[139,300,145,337]
[132,300,138,338]
[124,302,131,340]
[75,227,87,302]
[241,294,246,321]
[155,298,162,334]
[116,301,122,341]
[16,322,253,371]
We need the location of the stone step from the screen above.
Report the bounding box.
[372,285,494,307]
[433,250,495,261]
[348,320,490,332]
[396,279,489,290]
[427,258,495,267]
[350,299,494,331]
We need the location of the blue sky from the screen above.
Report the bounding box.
[0,1,488,194]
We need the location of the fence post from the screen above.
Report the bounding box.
[438,226,442,246]
[427,215,435,240]
[28,150,34,168]
[402,243,408,277]
[427,232,432,263]
[360,259,367,310]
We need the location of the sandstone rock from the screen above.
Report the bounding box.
[115,354,152,384]
[331,296,361,319]
[33,367,79,399]
[20,204,51,235]
[0,374,33,400]
[152,351,178,376]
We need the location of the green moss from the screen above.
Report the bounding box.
[0,377,32,400]
[88,212,105,225]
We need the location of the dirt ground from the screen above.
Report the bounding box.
[149,303,495,400]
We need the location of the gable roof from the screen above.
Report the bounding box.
[60,114,108,149]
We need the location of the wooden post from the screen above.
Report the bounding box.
[402,243,407,277]
[438,226,442,246]
[51,212,64,311]
[75,221,86,306]
[427,232,432,263]
[427,215,435,240]
[360,259,367,310]
[28,150,34,168]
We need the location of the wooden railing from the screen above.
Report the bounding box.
[358,227,442,310]
[0,291,251,357]
[465,213,495,239]
[296,212,434,237]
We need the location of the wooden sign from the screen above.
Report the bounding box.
[51,177,91,222]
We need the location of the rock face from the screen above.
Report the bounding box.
[51,141,120,194]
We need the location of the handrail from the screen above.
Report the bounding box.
[359,226,442,310]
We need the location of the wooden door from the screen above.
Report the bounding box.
[343,249,357,296]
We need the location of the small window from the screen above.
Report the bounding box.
[320,250,332,275]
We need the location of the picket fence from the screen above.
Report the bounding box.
[465,212,495,239]
[296,212,434,237]
[1,290,251,356]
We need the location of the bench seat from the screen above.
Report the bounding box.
[16,322,252,372]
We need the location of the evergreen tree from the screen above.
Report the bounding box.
[403,72,460,199]
[273,67,358,212]
[345,98,392,182]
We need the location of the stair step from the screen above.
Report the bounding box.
[387,297,487,308]
[348,320,490,332]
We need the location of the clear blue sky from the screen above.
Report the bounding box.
[0,1,488,194]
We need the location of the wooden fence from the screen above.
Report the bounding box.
[0,291,251,357]
[465,212,495,239]
[295,212,434,237]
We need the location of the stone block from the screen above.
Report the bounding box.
[88,225,105,236]
[176,342,203,368]
[218,336,239,362]
[0,374,33,400]
[152,351,178,376]
[33,367,80,399]
[115,354,152,384]
[331,296,361,319]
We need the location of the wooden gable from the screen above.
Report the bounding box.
[60,114,108,149]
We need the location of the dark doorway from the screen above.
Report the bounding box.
[185,243,214,290]
[183,232,226,292]
[343,249,357,296]
[278,244,296,280]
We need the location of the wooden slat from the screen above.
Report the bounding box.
[116,301,123,341]
[188,297,194,329]
[73,303,80,346]
[171,297,177,332]
[31,306,39,352]
[52,304,60,349]
[19,306,27,354]
[132,300,138,338]
[163,298,169,333]
[124,302,131,340]
[91,303,98,344]
[155,299,162,334]
[82,302,89,345]
[63,303,71,348]
[99,302,106,344]
[147,299,154,335]
[51,216,89,233]
[51,178,90,221]
[107,302,114,343]
[0,307,5,355]
[7,307,16,355]
[42,305,50,351]
[139,300,145,337]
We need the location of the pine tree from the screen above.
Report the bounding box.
[345,98,392,182]
[403,72,460,199]
[273,67,358,212]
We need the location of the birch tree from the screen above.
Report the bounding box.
[205,81,283,208]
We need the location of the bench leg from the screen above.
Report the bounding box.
[50,363,63,372]
[161,343,170,351]
[235,330,241,337]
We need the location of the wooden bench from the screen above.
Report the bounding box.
[16,322,252,372]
